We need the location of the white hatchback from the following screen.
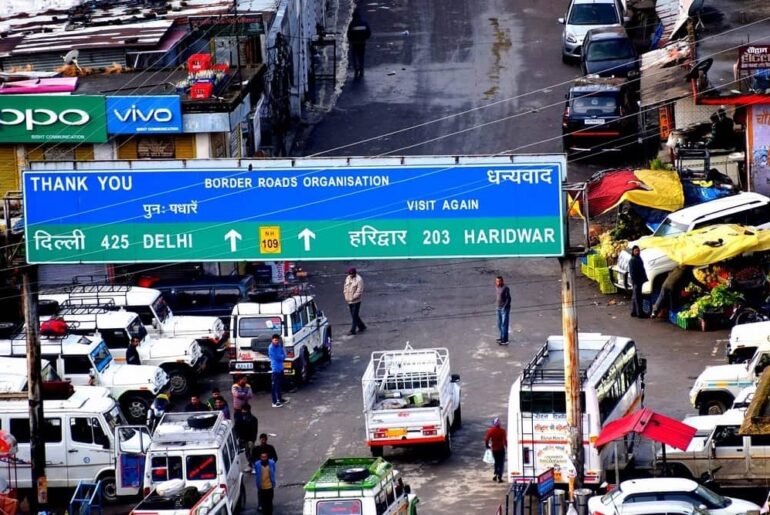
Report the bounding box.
[588,478,760,515]
[559,0,627,62]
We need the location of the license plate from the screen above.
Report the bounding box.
[386,428,407,437]
[584,118,605,125]
[234,362,253,370]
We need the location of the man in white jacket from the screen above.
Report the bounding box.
[343,267,367,335]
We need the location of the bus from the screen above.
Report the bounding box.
[507,333,646,485]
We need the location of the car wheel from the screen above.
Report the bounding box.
[439,428,452,459]
[699,398,728,416]
[122,395,151,424]
[236,482,246,513]
[165,367,191,396]
[451,405,462,431]
[98,474,118,503]
[562,53,570,64]
[322,332,332,363]
[370,446,384,458]
[295,354,309,385]
[199,344,218,365]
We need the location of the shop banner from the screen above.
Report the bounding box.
[0,95,106,143]
[748,105,770,196]
[739,45,770,70]
[106,96,182,135]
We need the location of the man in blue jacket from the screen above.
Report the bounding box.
[256,451,276,514]
[268,334,287,408]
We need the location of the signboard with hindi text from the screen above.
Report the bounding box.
[22,158,565,263]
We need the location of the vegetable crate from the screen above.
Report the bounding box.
[599,280,617,294]
[581,263,595,280]
[587,254,607,269]
[676,311,697,330]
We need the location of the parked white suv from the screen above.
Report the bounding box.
[588,478,760,515]
[612,192,770,295]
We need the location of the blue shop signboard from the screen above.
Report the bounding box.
[106,96,182,134]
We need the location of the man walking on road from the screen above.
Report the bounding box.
[347,10,371,78]
[256,451,276,515]
[268,334,287,408]
[495,276,511,345]
[628,245,648,318]
[484,417,507,483]
[344,267,367,335]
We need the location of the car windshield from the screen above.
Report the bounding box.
[152,296,171,324]
[571,94,618,115]
[653,218,689,237]
[586,39,635,60]
[601,488,623,504]
[568,3,619,25]
[694,485,728,508]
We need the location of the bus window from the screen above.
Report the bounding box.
[596,344,641,423]
[520,391,585,414]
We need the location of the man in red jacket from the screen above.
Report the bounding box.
[484,417,507,483]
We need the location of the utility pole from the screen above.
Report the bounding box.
[560,254,583,498]
[23,265,47,512]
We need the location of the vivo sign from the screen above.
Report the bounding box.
[106,96,182,134]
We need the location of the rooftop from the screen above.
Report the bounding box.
[304,458,393,492]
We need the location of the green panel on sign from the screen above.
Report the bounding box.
[0,95,107,143]
[26,216,563,263]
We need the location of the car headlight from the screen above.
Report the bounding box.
[566,33,577,43]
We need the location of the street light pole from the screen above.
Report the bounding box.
[560,254,583,498]
[23,265,47,512]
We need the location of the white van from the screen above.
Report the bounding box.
[115,411,246,513]
[0,384,125,502]
[40,285,227,363]
[612,192,770,294]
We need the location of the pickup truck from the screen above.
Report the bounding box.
[689,342,770,415]
[662,409,770,487]
[726,320,770,364]
[0,329,168,423]
[362,344,461,458]
[131,483,231,515]
[43,302,206,395]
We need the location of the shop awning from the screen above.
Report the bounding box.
[594,408,696,451]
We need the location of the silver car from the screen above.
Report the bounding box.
[559,0,628,62]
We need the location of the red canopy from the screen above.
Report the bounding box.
[594,408,696,451]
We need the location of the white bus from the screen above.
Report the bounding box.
[507,333,646,485]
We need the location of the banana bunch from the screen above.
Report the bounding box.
[597,232,628,264]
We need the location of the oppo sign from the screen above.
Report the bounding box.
[0,108,90,131]
[0,95,106,143]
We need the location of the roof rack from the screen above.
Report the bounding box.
[521,344,588,385]
[63,284,132,294]
[152,411,228,444]
[58,300,117,316]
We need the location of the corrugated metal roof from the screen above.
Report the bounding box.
[640,39,693,107]
[238,0,280,12]
[655,0,689,48]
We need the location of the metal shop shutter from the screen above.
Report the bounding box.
[38,264,112,288]
[0,145,19,195]
[117,138,138,160]
[174,135,196,159]
[75,145,95,161]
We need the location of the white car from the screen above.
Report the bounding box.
[618,501,709,515]
[558,0,627,62]
[588,478,760,515]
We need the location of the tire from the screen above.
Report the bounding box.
[98,473,118,504]
[735,309,762,325]
[235,482,246,513]
[699,398,728,416]
[122,395,151,424]
[451,405,462,431]
[371,446,384,458]
[188,413,219,429]
[322,332,332,363]
[439,429,452,459]
[337,467,370,482]
[165,367,191,397]
[562,53,570,64]
[199,344,218,365]
[295,353,310,385]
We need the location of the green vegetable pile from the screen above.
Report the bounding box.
[681,285,744,319]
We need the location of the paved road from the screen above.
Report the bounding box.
[104,0,756,513]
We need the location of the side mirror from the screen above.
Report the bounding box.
[317,310,324,318]
[451,374,461,383]
[558,17,565,24]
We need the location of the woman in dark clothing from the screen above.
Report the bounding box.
[628,245,648,318]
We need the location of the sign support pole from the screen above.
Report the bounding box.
[23,265,47,512]
[559,254,583,497]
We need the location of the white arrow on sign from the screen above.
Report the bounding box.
[224,229,242,252]
[298,228,316,251]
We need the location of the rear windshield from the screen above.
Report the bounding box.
[239,316,283,338]
[568,4,619,25]
[186,454,217,480]
[586,39,635,60]
[316,500,363,514]
[571,94,618,115]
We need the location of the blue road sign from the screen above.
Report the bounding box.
[23,159,565,263]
